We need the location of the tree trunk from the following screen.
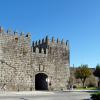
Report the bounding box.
[81,78,86,88]
[82,81,85,87]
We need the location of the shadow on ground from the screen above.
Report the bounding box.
[20,98,28,100]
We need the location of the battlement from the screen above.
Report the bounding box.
[32,35,69,47]
[32,36,69,55]
[0,26,70,91]
[0,26,31,39]
[0,26,69,56]
[32,47,48,55]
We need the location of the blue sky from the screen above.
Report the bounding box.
[0,0,100,67]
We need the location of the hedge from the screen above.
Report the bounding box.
[91,92,100,100]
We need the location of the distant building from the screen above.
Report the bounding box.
[0,27,70,91]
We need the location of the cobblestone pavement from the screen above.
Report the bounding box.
[0,91,91,100]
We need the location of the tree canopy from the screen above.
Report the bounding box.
[75,64,91,87]
[93,64,100,88]
[93,64,100,78]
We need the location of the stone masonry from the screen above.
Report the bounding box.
[0,26,70,91]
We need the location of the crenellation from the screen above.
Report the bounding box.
[7,29,16,37]
[57,38,60,44]
[14,31,18,38]
[0,26,4,33]
[32,41,35,47]
[7,29,12,35]
[41,48,44,54]
[35,41,37,46]
[38,40,41,45]
[61,39,64,45]
[42,38,44,44]
[52,37,55,43]
[66,40,70,49]
[0,26,70,91]
[32,47,47,55]
[26,32,31,38]
[36,47,39,53]
[66,40,68,45]
[46,48,48,54]
[20,32,24,36]
[45,35,50,44]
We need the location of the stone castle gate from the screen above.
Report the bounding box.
[0,27,70,91]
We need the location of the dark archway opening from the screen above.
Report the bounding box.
[35,73,48,90]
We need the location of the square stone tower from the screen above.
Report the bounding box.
[32,36,70,91]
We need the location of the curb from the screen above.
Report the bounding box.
[63,90,100,92]
[0,91,55,97]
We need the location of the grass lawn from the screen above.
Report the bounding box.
[76,87,98,90]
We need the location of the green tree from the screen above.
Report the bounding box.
[93,64,100,88]
[75,65,91,87]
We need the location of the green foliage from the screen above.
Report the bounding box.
[77,87,97,90]
[93,64,100,88]
[93,64,100,78]
[91,92,100,100]
[75,64,91,87]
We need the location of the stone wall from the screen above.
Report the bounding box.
[32,36,70,90]
[0,27,70,91]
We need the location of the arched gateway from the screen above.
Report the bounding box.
[35,73,48,90]
[0,28,70,91]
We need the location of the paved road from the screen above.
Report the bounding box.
[0,92,91,100]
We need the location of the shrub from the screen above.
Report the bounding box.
[73,85,77,89]
[91,92,100,100]
[88,83,96,88]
